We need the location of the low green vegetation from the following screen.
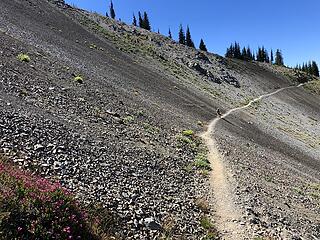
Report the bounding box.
[123,115,134,124]
[182,129,194,137]
[143,122,159,134]
[194,153,211,170]
[17,53,31,62]
[241,96,254,106]
[304,80,320,95]
[74,75,84,84]
[200,217,217,240]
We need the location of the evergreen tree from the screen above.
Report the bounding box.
[132,14,137,26]
[199,39,207,51]
[241,47,247,60]
[138,12,143,28]
[270,49,274,64]
[311,61,319,77]
[109,1,116,19]
[168,28,172,39]
[185,26,195,48]
[143,11,151,30]
[247,47,253,61]
[178,25,186,45]
[234,42,241,59]
[275,49,284,66]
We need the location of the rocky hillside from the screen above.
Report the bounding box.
[0,0,319,239]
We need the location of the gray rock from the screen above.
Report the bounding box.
[144,217,162,230]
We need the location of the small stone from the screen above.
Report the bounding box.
[144,217,161,230]
[34,144,45,151]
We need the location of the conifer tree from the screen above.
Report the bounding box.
[109,1,116,19]
[138,12,143,28]
[311,61,319,77]
[185,26,195,48]
[270,49,274,64]
[143,11,151,30]
[241,47,247,60]
[275,49,284,66]
[233,42,241,59]
[178,25,186,45]
[199,39,207,51]
[247,47,253,61]
[168,28,172,39]
[132,14,137,26]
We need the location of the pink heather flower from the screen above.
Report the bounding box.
[17,227,22,232]
[63,226,71,233]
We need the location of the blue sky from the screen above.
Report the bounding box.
[65,0,320,67]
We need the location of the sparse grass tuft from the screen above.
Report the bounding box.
[200,217,218,240]
[200,216,214,230]
[182,129,194,137]
[74,76,84,84]
[304,80,320,95]
[123,115,134,124]
[17,53,31,62]
[143,123,159,134]
[177,135,193,145]
[194,153,211,170]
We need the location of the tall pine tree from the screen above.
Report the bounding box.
[168,28,172,39]
[199,39,207,51]
[132,14,137,26]
[270,49,274,64]
[311,61,319,77]
[109,1,116,19]
[185,26,195,48]
[178,25,186,45]
[275,49,284,66]
[143,12,151,30]
[138,12,143,28]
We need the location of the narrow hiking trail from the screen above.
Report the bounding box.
[201,84,304,239]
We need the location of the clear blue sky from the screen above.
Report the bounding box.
[65,0,320,67]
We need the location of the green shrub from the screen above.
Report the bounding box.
[17,54,31,62]
[200,216,214,230]
[182,130,194,137]
[74,76,84,84]
[123,115,134,124]
[194,153,211,170]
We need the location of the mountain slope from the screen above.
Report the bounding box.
[0,0,319,239]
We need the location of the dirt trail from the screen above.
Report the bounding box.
[201,84,304,239]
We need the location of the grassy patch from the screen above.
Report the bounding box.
[74,76,84,84]
[200,216,218,239]
[123,115,134,124]
[194,153,211,170]
[182,129,194,137]
[304,80,320,95]
[143,123,159,134]
[241,96,254,106]
[200,217,213,230]
[17,53,31,62]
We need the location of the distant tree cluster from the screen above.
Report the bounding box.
[178,25,208,51]
[106,1,318,71]
[225,42,255,61]
[295,61,319,77]
[225,42,284,66]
